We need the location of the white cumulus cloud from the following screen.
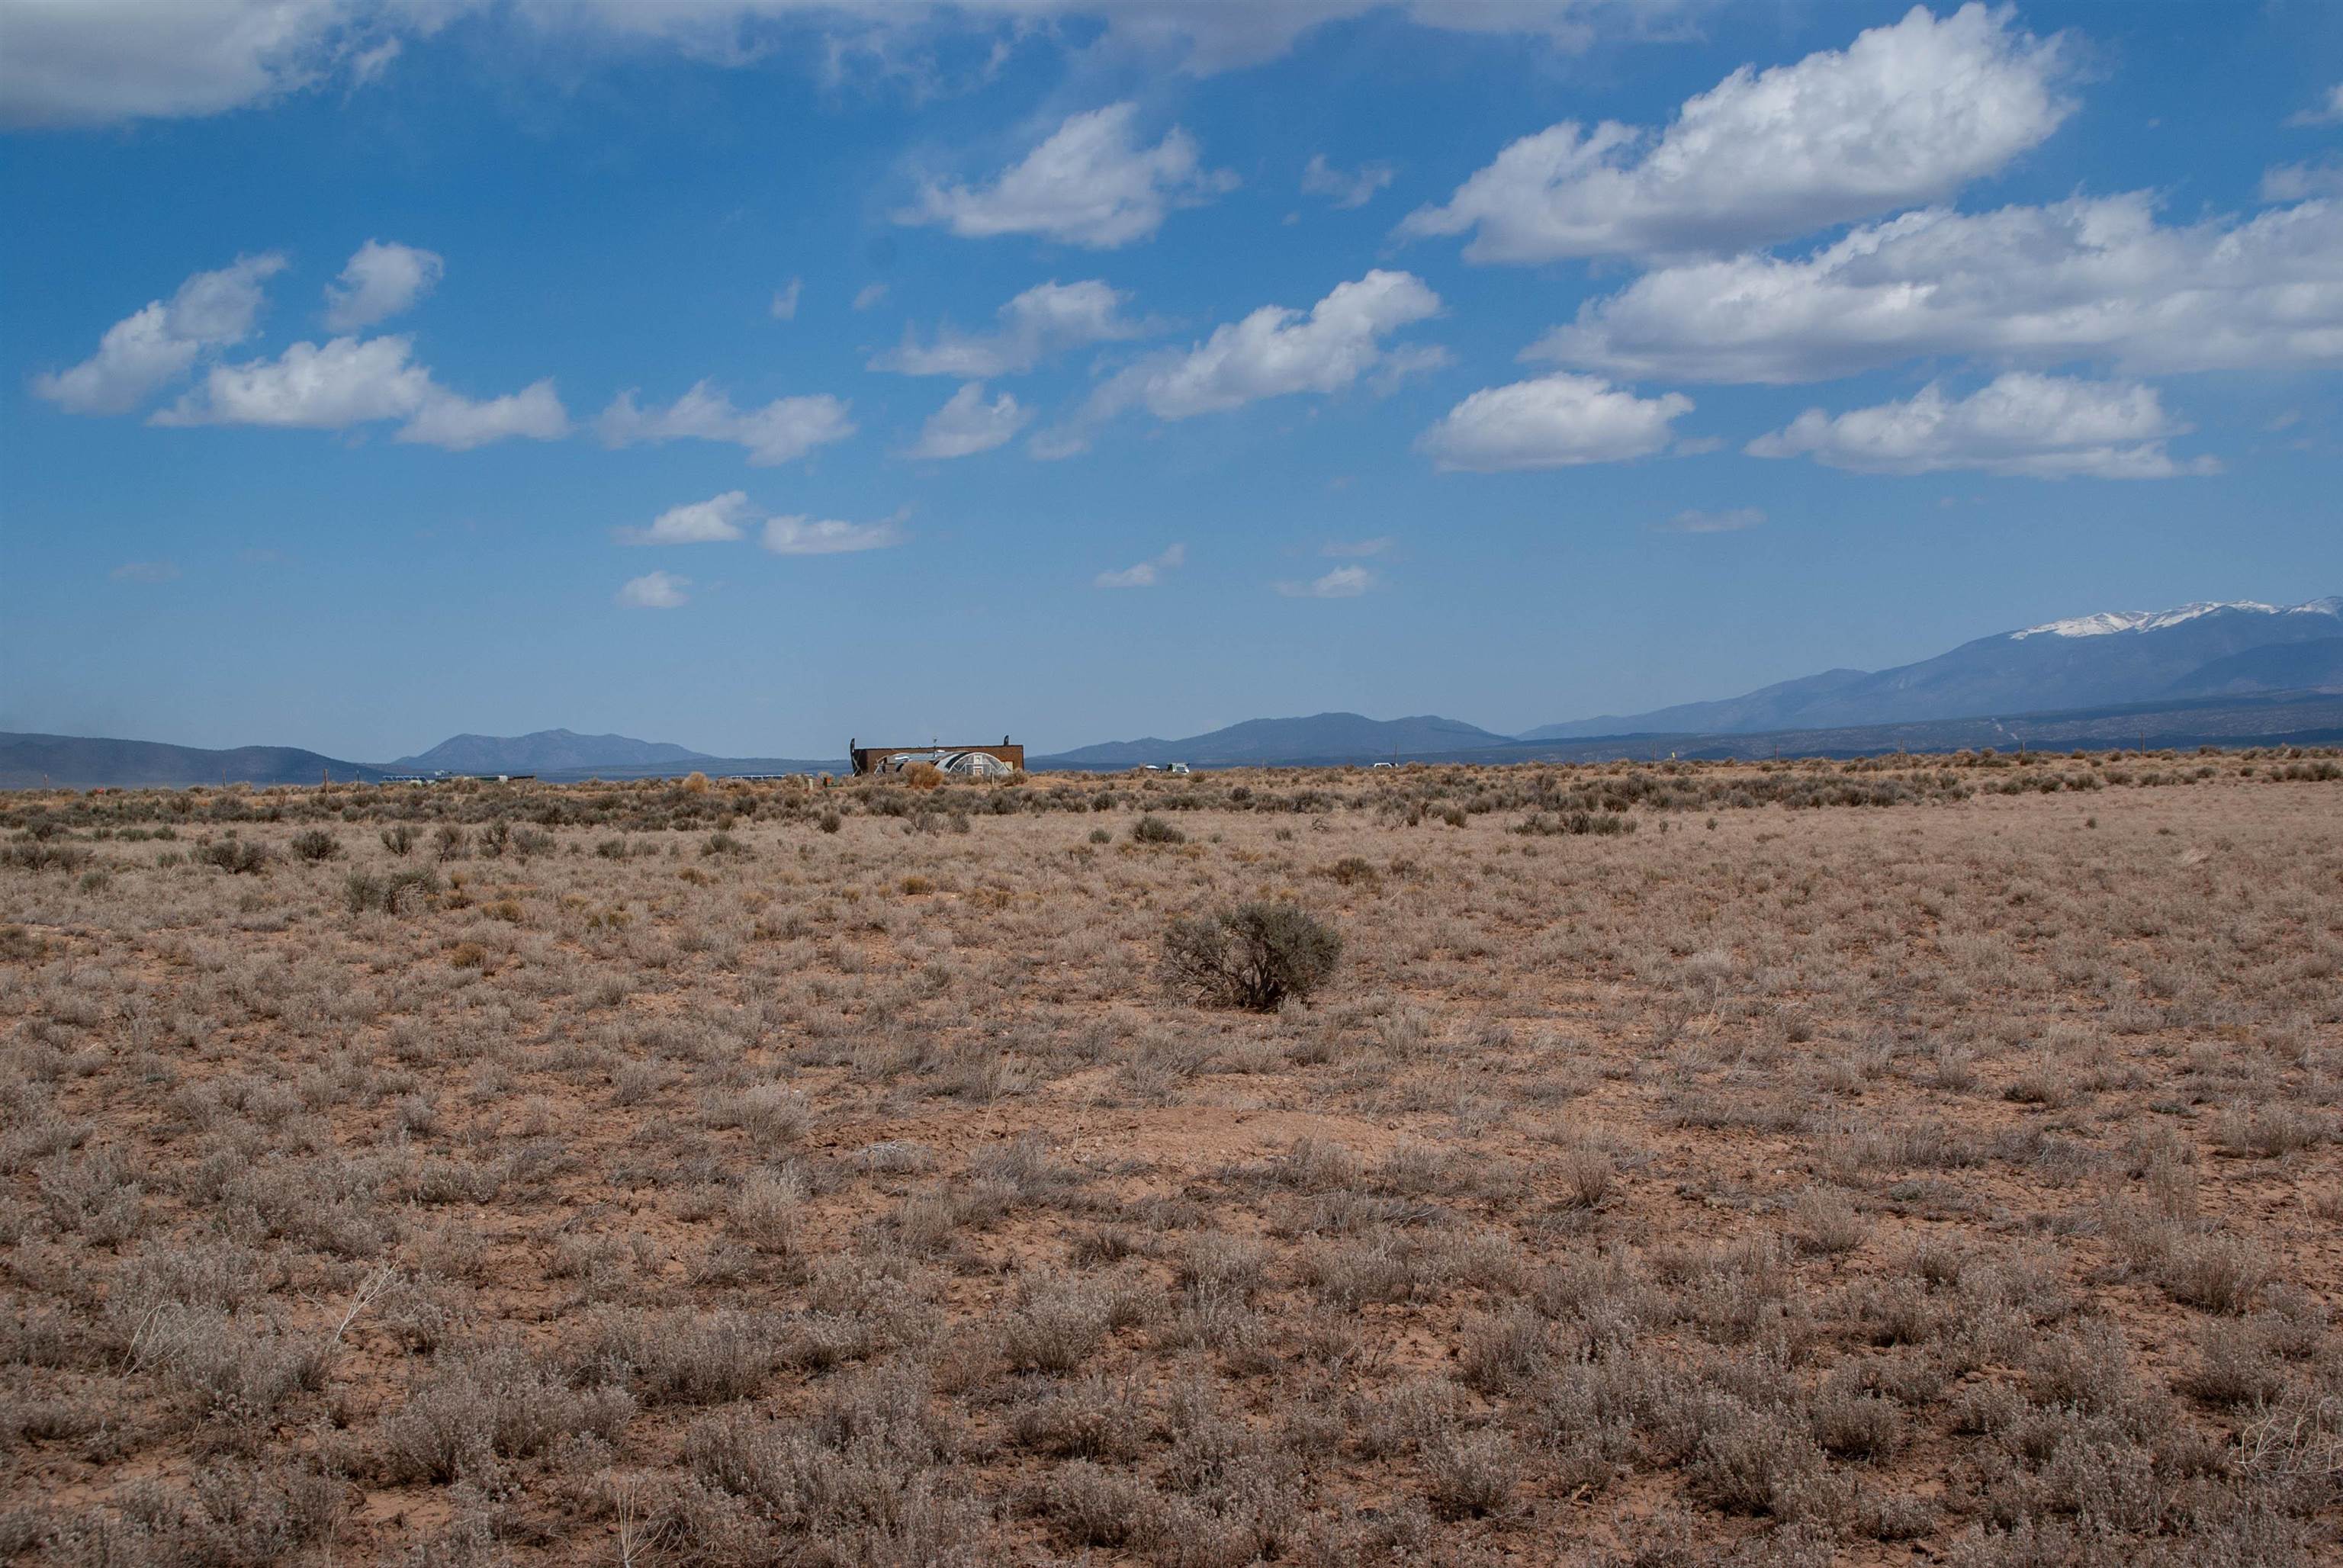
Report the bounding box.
[49,253,561,448]
[1302,153,1394,209]
[0,0,416,127]
[908,383,1030,459]
[616,491,754,545]
[1277,564,1376,599]
[1747,372,2218,479]
[151,333,567,448]
[1094,542,1184,588]
[876,279,1149,377]
[1402,5,2071,262]
[34,253,286,414]
[397,381,567,450]
[324,239,443,330]
[2261,160,2343,203]
[1077,269,1441,436]
[770,278,802,320]
[1537,193,2343,384]
[156,334,434,428]
[2290,83,2343,127]
[898,101,1236,249]
[0,2,1695,127]
[611,493,905,555]
[1418,372,1692,471]
[617,570,689,609]
[597,381,855,465]
[761,512,905,554]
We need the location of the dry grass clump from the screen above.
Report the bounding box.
[1,757,2338,1563]
[379,1345,634,1483]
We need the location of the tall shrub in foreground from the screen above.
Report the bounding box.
[1162,901,1342,1011]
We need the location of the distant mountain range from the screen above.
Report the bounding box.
[390,729,712,775]
[0,731,840,790]
[1516,598,2343,739]
[7,596,2338,788]
[1037,714,1510,769]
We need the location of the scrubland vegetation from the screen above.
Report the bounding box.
[2,748,2340,1565]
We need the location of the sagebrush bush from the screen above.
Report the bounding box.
[4,840,95,872]
[1131,815,1186,845]
[2161,1233,2274,1313]
[1162,901,1342,1011]
[199,838,272,875]
[288,829,341,862]
[1422,1431,1522,1518]
[1514,809,1637,837]
[344,866,439,914]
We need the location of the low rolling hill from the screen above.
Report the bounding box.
[0,733,383,790]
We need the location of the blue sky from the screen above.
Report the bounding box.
[3,0,2339,760]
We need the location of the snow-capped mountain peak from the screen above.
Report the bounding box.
[2012,598,2340,640]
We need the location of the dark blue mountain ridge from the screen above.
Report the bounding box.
[2164,638,2343,698]
[388,729,712,774]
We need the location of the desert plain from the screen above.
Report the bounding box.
[2,750,2340,1566]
